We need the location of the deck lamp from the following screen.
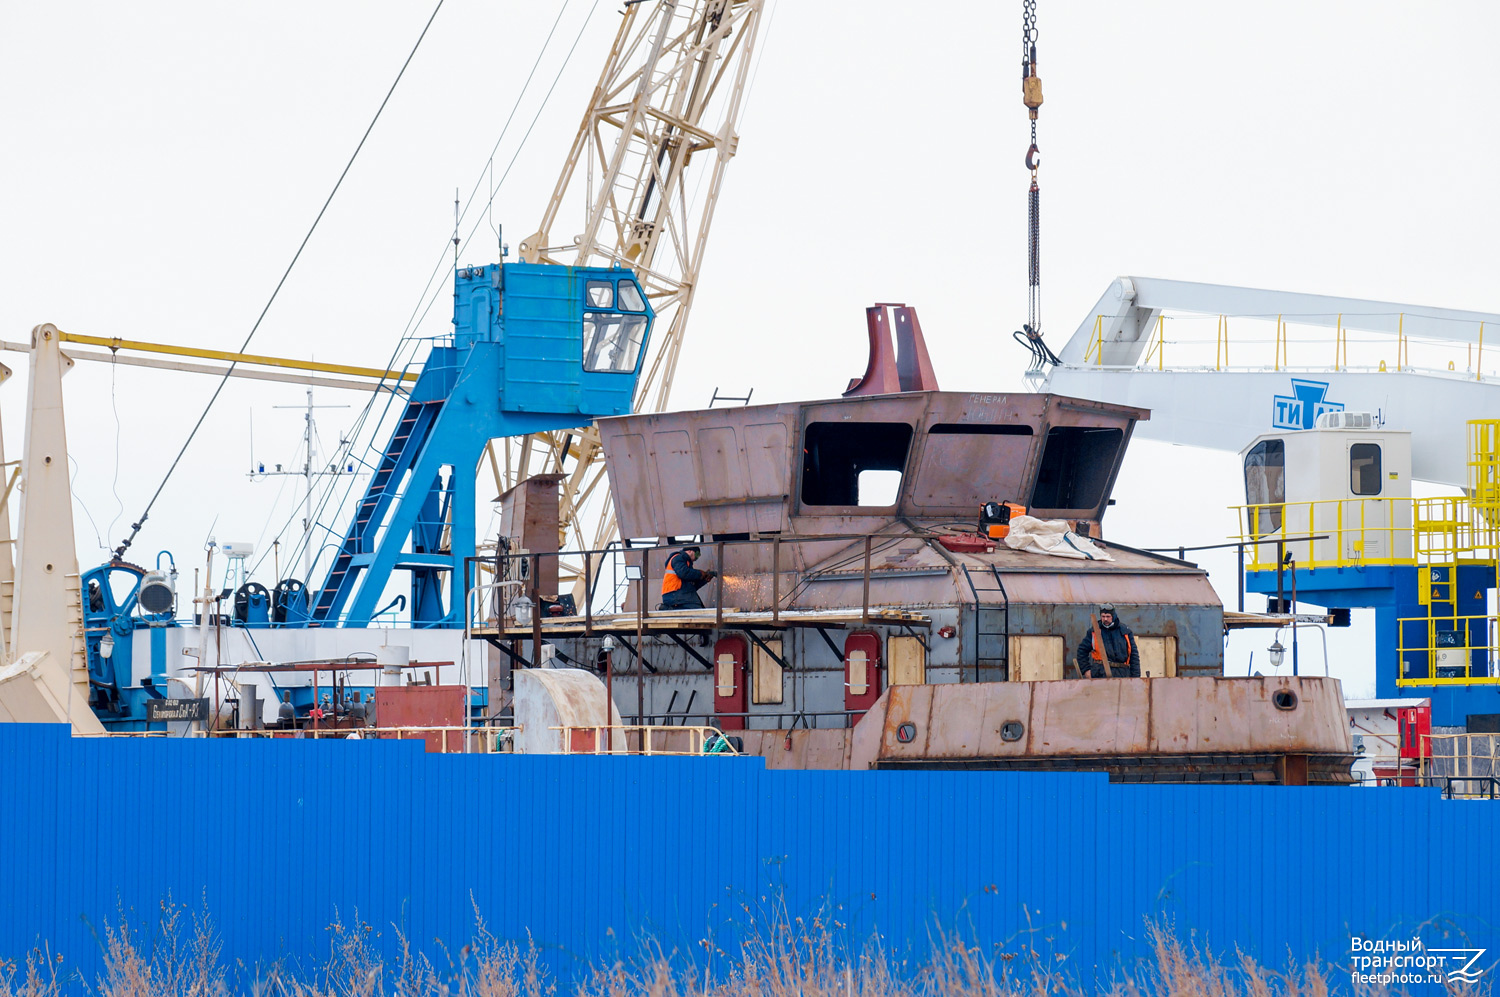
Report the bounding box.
[99,632,115,659]
[1268,640,1286,668]
[509,595,533,627]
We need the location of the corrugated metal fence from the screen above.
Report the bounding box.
[0,724,1493,990]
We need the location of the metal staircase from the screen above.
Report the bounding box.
[1397,423,1500,684]
[300,263,652,629]
[312,394,444,623]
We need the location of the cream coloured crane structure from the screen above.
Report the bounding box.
[507,0,765,568]
[0,326,104,733]
[1043,276,1500,488]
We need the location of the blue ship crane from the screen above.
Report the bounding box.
[309,261,654,627]
[73,260,652,728]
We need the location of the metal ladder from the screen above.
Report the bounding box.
[312,396,443,622]
[961,564,1010,682]
[1411,497,1466,681]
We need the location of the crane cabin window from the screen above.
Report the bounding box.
[618,281,646,312]
[582,277,648,373]
[1350,443,1382,496]
[586,280,614,308]
[583,314,647,372]
[1243,439,1285,534]
[801,422,914,507]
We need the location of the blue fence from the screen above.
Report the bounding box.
[0,723,1494,991]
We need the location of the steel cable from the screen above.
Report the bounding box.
[113,0,448,560]
[266,2,601,590]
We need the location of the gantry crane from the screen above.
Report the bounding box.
[506,0,765,578]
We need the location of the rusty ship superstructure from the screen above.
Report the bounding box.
[473,312,1352,784]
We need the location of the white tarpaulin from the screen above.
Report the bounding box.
[1003,515,1114,561]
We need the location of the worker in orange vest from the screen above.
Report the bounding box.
[1075,604,1140,678]
[660,545,716,610]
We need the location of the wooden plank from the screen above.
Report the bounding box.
[1008,635,1065,682]
[1138,636,1178,678]
[888,635,926,686]
[682,494,787,508]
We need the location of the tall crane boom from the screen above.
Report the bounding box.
[1043,276,1500,488]
[511,0,764,564]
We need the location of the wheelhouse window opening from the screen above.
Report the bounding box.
[1350,443,1382,496]
[582,277,648,373]
[801,422,914,507]
[911,423,1035,510]
[929,424,1034,436]
[857,469,903,506]
[1029,426,1124,511]
[1243,439,1285,534]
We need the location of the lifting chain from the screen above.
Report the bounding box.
[1022,0,1041,164]
[1013,0,1058,373]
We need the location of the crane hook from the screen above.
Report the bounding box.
[1025,144,1040,171]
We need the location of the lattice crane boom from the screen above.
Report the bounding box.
[509,0,764,568]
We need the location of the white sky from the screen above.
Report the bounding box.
[4,1,1499,696]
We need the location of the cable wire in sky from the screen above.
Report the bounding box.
[256,1,599,585]
[112,0,448,560]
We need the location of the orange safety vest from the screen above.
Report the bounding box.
[1092,630,1133,664]
[661,552,688,595]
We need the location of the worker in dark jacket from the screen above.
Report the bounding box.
[660,545,717,610]
[1075,604,1140,678]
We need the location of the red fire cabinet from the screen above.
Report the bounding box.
[1397,704,1431,760]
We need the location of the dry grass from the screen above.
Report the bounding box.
[89,897,228,997]
[561,911,1353,997]
[0,946,62,997]
[7,902,1458,997]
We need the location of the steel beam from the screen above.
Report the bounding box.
[55,332,417,382]
[0,341,405,393]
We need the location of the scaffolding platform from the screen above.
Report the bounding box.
[471,606,931,639]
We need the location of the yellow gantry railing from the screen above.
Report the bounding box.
[1233,498,1417,570]
[1075,312,1495,378]
[1472,420,1500,523]
[1233,489,1500,687]
[1396,614,1500,686]
[1233,497,1500,571]
[1085,315,1103,365]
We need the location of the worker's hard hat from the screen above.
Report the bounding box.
[683,544,702,555]
[1098,603,1116,614]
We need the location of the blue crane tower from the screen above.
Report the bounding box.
[81,260,654,723]
[309,261,654,627]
